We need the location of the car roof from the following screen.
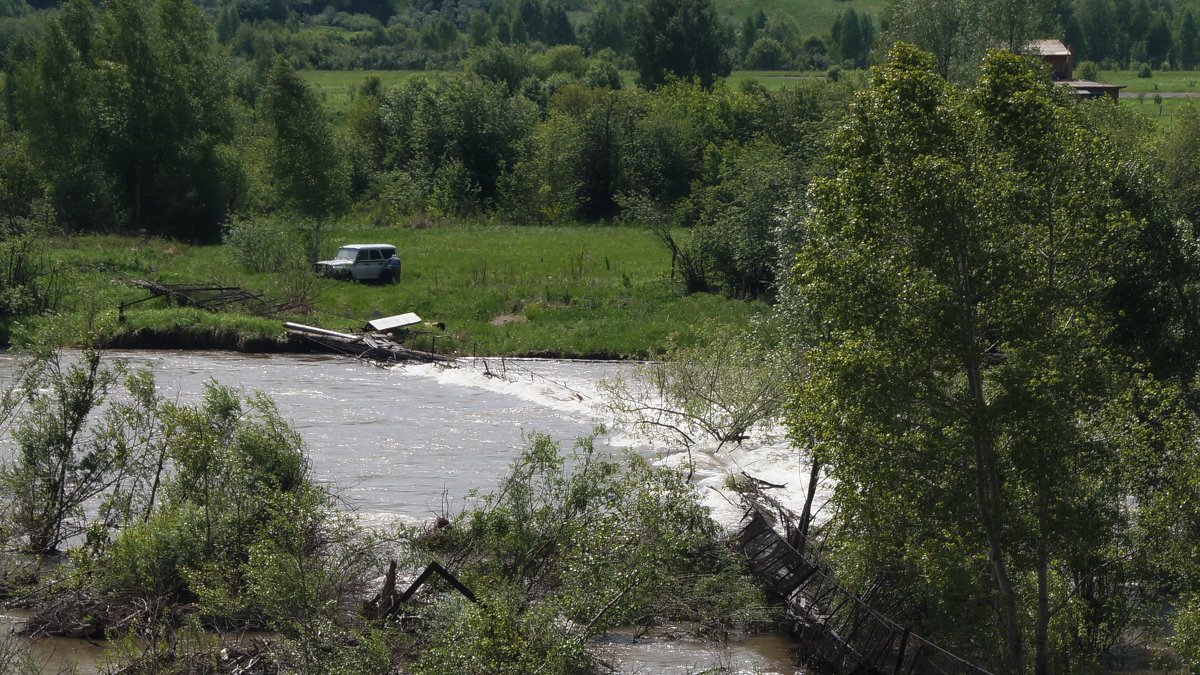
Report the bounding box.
[338,243,396,250]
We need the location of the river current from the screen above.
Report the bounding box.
[0,350,816,674]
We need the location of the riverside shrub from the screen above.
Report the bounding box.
[413,432,772,673]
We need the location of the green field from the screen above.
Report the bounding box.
[1100,69,1200,93]
[300,69,440,111]
[29,225,763,358]
[1120,93,1196,125]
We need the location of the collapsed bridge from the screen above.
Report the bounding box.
[737,508,993,675]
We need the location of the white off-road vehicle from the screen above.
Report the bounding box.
[314,244,400,282]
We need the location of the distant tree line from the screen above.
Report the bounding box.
[1063,0,1200,70]
[5,0,1200,77]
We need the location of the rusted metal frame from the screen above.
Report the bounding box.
[743,534,778,564]
[738,514,772,545]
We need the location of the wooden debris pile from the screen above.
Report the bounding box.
[105,637,277,675]
[284,321,452,365]
[123,280,309,318]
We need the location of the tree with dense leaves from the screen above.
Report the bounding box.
[786,44,1198,673]
[10,0,235,240]
[630,0,730,90]
[1181,10,1199,70]
[884,0,983,80]
[830,8,873,68]
[260,59,349,261]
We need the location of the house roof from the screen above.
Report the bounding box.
[1061,80,1125,90]
[1027,39,1072,57]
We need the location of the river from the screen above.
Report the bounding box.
[0,350,816,674]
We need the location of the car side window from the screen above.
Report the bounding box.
[368,250,382,261]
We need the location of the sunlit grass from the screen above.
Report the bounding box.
[1121,93,1194,125]
[1100,69,1200,93]
[33,224,765,358]
[299,69,447,113]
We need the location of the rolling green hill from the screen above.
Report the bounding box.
[713,0,888,30]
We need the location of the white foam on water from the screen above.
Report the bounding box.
[398,360,615,423]
[651,437,831,533]
[396,357,835,532]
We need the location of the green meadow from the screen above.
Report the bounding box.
[28,225,764,358]
[1100,69,1200,93]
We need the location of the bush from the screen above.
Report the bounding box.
[0,349,165,554]
[826,64,843,82]
[101,504,208,598]
[412,432,772,673]
[222,216,306,274]
[1137,62,1153,78]
[744,36,789,70]
[1076,59,1098,81]
[98,383,346,618]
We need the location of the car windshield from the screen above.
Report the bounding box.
[333,248,358,261]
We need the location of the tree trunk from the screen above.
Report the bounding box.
[956,247,1024,674]
[797,455,822,556]
[1035,486,1051,675]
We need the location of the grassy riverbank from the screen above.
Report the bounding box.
[13,224,764,358]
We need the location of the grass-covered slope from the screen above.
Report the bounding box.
[712,0,888,26]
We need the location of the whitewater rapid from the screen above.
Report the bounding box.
[401,356,830,532]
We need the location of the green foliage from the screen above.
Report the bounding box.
[8,0,237,240]
[261,58,350,261]
[222,214,307,274]
[416,586,592,675]
[463,42,535,96]
[602,325,790,452]
[101,502,208,598]
[0,359,389,670]
[630,0,731,90]
[1163,103,1200,228]
[415,432,771,673]
[1076,59,1098,80]
[93,379,387,661]
[0,636,39,675]
[369,74,538,213]
[684,139,797,298]
[884,0,983,80]
[0,199,61,327]
[0,348,165,554]
[745,36,790,70]
[829,7,874,68]
[786,44,1198,671]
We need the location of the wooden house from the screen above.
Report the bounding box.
[1027,39,1124,102]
